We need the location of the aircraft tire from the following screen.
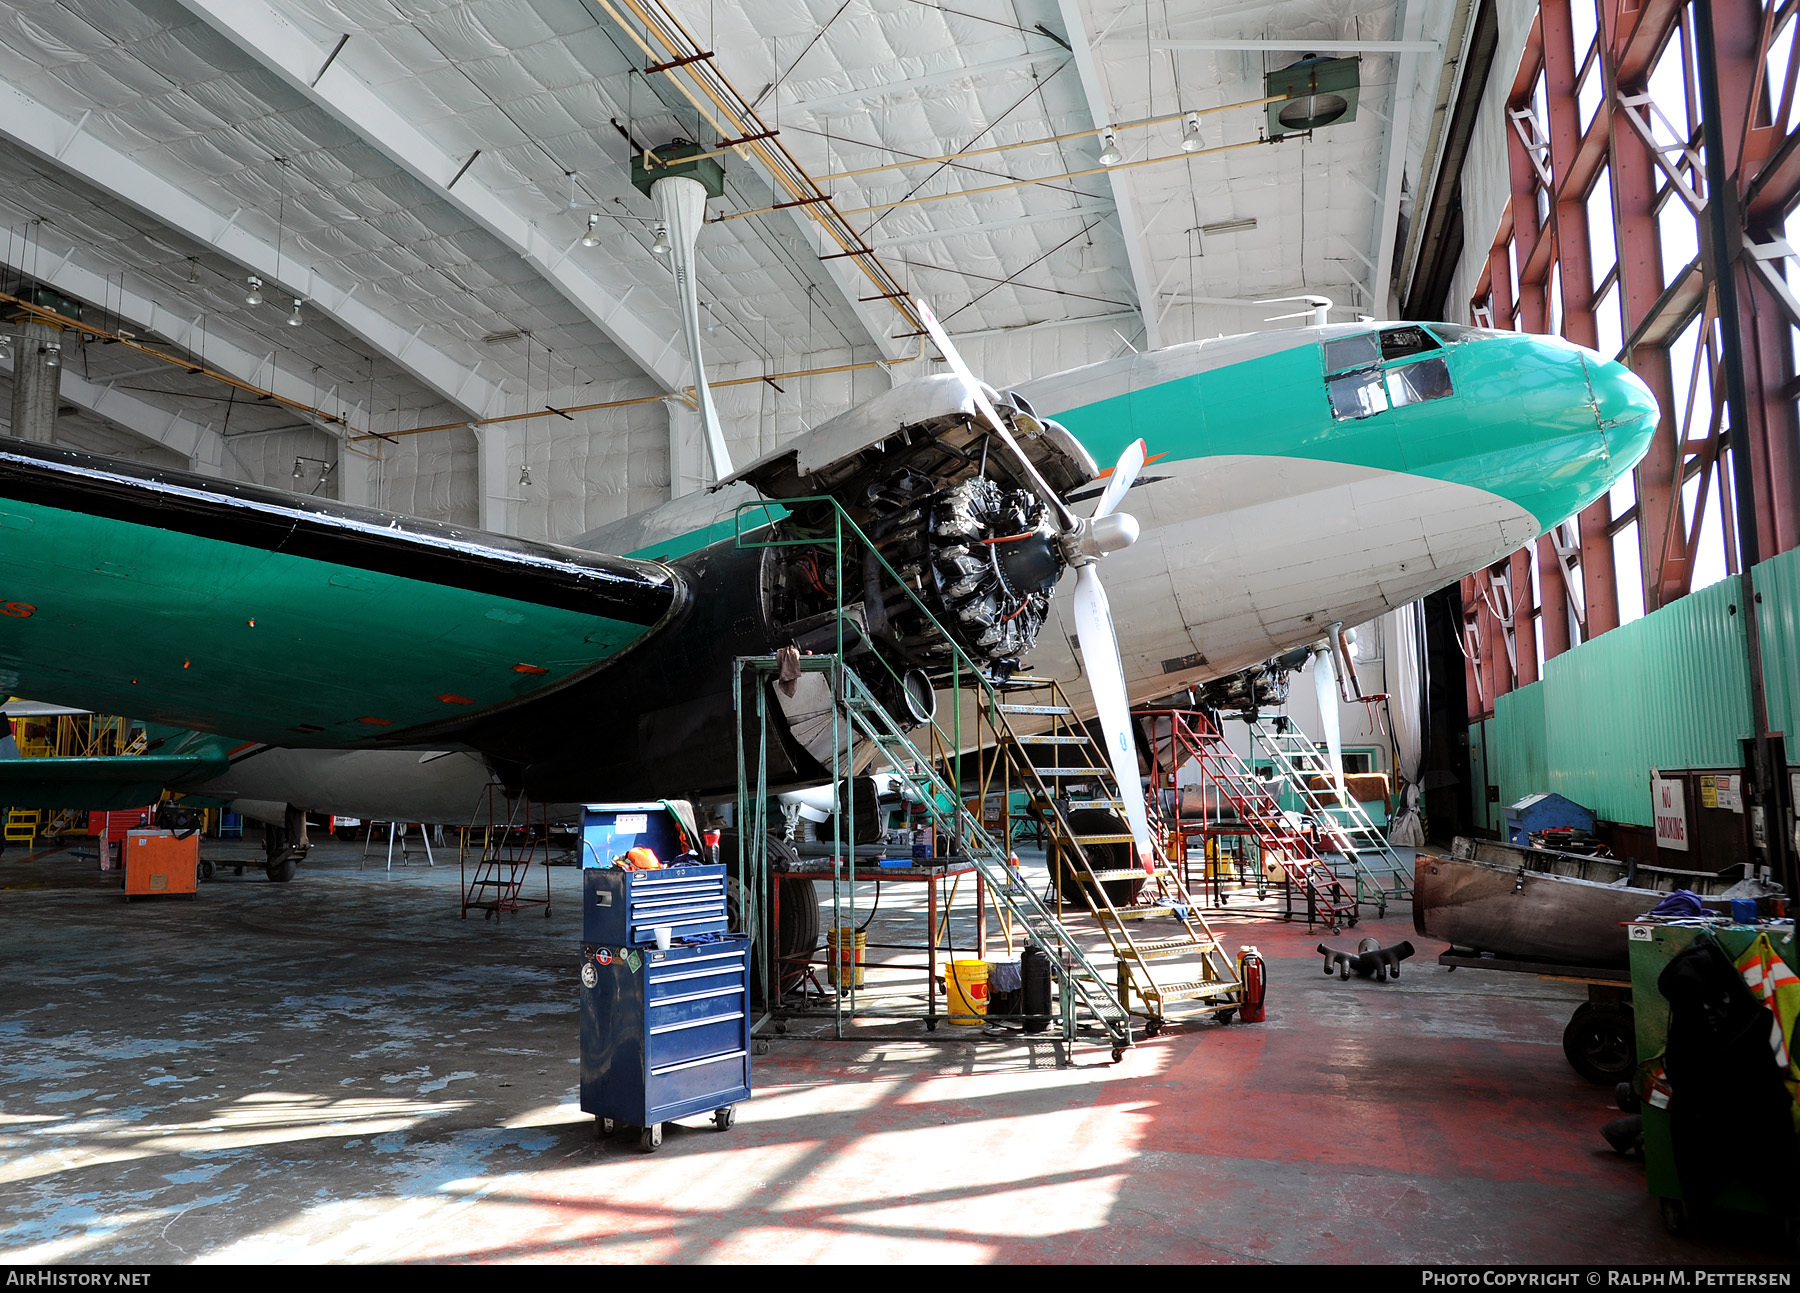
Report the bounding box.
[719,830,818,994]
[265,856,298,883]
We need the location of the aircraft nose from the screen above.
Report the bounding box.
[1586,355,1660,463]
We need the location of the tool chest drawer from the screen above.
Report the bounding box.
[579,933,751,1140]
[583,864,728,947]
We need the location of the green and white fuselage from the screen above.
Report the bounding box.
[0,318,1657,827]
[585,320,1657,710]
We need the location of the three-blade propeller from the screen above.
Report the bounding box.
[914,299,1155,872]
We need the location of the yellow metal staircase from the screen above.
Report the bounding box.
[4,809,41,847]
[977,681,1243,1033]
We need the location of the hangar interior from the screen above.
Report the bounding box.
[2,0,1799,1267]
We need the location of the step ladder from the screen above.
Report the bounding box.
[831,667,1143,1058]
[1248,718,1413,912]
[974,682,1243,1034]
[1149,710,1359,931]
[727,494,1242,1057]
[459,791,551,920]
[40,808,82,840]
[3,808,40,847]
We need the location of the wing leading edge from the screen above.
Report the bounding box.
[0,438,682,748]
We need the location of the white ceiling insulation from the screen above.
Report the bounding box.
[0,0,1457,536]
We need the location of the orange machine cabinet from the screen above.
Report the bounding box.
[123,829,198,899]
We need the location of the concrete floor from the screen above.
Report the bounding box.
[0,837,1787,1264]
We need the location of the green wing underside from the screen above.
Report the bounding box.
[0,439,680,749]
[0,753,224,811]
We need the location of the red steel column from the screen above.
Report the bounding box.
[1510,547,1541,685]
[1607,0,1686,608]
[1537,532,1574,658]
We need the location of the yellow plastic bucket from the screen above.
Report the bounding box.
[946,959,989,1025]
[825,926,866,988]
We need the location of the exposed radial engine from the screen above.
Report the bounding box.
[730,375,1095,717]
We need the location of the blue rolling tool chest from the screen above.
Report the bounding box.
[579,863,749,1151]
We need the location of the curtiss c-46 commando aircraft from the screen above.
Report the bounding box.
[0,309,1657,891]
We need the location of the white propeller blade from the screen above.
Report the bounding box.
[1090,437,1146,519]
[1313,647,1346,801]
[913,298,1077,531]
[1071,564,1153,871]
[916,295,1151,869]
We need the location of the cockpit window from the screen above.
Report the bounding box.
[1328,368,1389,420]
[1385,357,1455,407]
[1323,332,1379,375]
[1425,323,1490,344]
[1380,326,1440,360]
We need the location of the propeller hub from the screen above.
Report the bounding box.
[1067,511,1140,564]
[993,526,1061,597]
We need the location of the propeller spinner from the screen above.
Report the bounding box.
[914,299,1155,871]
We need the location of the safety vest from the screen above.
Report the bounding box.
[1734,931,1800,1126]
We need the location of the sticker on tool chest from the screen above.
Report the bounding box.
[594,947,614,965]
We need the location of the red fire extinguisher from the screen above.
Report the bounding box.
[1236,945,1267,1023]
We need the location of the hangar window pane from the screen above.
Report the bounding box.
[1658,192,1699,286]
[1609,468,1636,521]
[1578,59,1604,137]
[1648,31,1692,150]
[1683,467,1730,591]
[1768,10,1799,134]
[1613,521,1645,625]
[1570,0,1598,68]
[1323,332,1380,374]
[1380,326,1440,359]
[1593,278,1623,360]
[1587,168,1616,291]
[1385,358,1454,408]
[1327,369,1389,420]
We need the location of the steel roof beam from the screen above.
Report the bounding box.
[178,0,691,396]
[0,80,504,421]
[2,353,222,472]
[1051,0,1161,349]
[1372,1,1426,318]
[0,236,365,452]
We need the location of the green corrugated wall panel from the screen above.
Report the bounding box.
[1468,720,1491,831]
[1491,681,1547,808]
[1754,546,1800,744]
[1543,575,1752,825]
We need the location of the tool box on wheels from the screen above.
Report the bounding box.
[578,863,750,1152]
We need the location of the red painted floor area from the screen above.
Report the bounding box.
[370,914,1780,1265]
[2,847,1786,1265]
